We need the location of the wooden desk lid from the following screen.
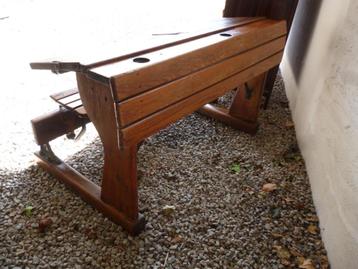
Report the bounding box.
[30,17,265,73]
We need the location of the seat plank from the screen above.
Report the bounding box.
[119,51,283,145]
[50,88,78,102]
[117,36,285,127]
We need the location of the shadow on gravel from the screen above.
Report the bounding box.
[0,76,329,268]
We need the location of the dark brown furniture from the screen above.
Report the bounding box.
[224,0,299,108]
[31,17,287,235]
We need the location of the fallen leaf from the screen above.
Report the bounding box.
[306,215,319,222]
[38,217,53,233]
[271,232,283,238]
[162,205,175,216]
[262,183,278,192]
[294,202,305,210]
[307,224,318,235]
[274,246,291,259]
[230,164,241,173]
[281,259,291,266]
[320,255,329,269]
[23,206,34,217]
[285,120,295,128]
[171,235,183,244]
[299,259,315,269]
[290,247,303,257]
[84,228,97,239]
[284,197,295,203]
[296,256,305,265]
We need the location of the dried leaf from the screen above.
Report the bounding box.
[271,232,284,238]
[38,217,53,233]
[230,164,241,173]
[299,259,315,269]
[320,255,329,269]
[306,215,319,222]
[284,197,295,203]
[290,247,303,257]
[23,206,34,217]
[285,120,295,128]
[307,225,318,235]
[162,205,175,216]
[171,235,183,244]
[274,246,291,259]
[84,227,97,239]
[262,183,278,192]
[296,256,305,265]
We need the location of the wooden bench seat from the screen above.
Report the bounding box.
[30,17,287,235]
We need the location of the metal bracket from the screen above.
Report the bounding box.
[66,125,87,141]
[30,61,86,74]
[39,143,62,165]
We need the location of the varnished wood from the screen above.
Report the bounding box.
[30,17,262,72]
[197,73,267,134]
[229,73,267,122]
[35,153,145,235]
[76,73,142,231]
[198,104,258,134]
[223,0,299,108]
[31,17,287,235]
[106,20,286,100]
[120,52,283,145]
[31,109,89,145]
[117,36,285,126]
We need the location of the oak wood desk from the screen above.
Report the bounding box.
[30,17,286,235]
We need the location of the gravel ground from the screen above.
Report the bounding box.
[0,75,329,269]
[1,1,329,268]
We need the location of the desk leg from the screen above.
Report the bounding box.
[198,72,267,135]
[35,144,145,235]
[100,144,146,235]
[69,72,146,235]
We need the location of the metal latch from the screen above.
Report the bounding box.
[66,125,87,141]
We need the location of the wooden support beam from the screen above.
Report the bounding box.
[198,104,258,134]
[35,152,145,235]
[31,109,89,145]
[223,0,299,108]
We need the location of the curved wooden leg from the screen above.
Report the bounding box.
[101,145,145,234]
[35,143,145,235]
[198,72,267,135]
[71,72,146,235]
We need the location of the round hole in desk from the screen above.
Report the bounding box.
[220,33,232,37]
[133,57,150,63]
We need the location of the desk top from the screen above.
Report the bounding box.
[30,17,264,73]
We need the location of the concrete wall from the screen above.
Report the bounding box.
[281,0,358,268]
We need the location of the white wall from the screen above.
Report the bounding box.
[281,0,358,268]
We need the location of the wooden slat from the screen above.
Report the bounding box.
[50,88,78,101]
[35,154,145,235]
[120,51,284,145]
[66,99,83,110]
[84,17,263,68]
[198,104,259,134]
[103,19,286,101]
[59,94,81,106]
[117,36,285,127]
[30,17,261,71]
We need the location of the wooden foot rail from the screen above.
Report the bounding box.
[30,17,287,235]
[35,149,145,235]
